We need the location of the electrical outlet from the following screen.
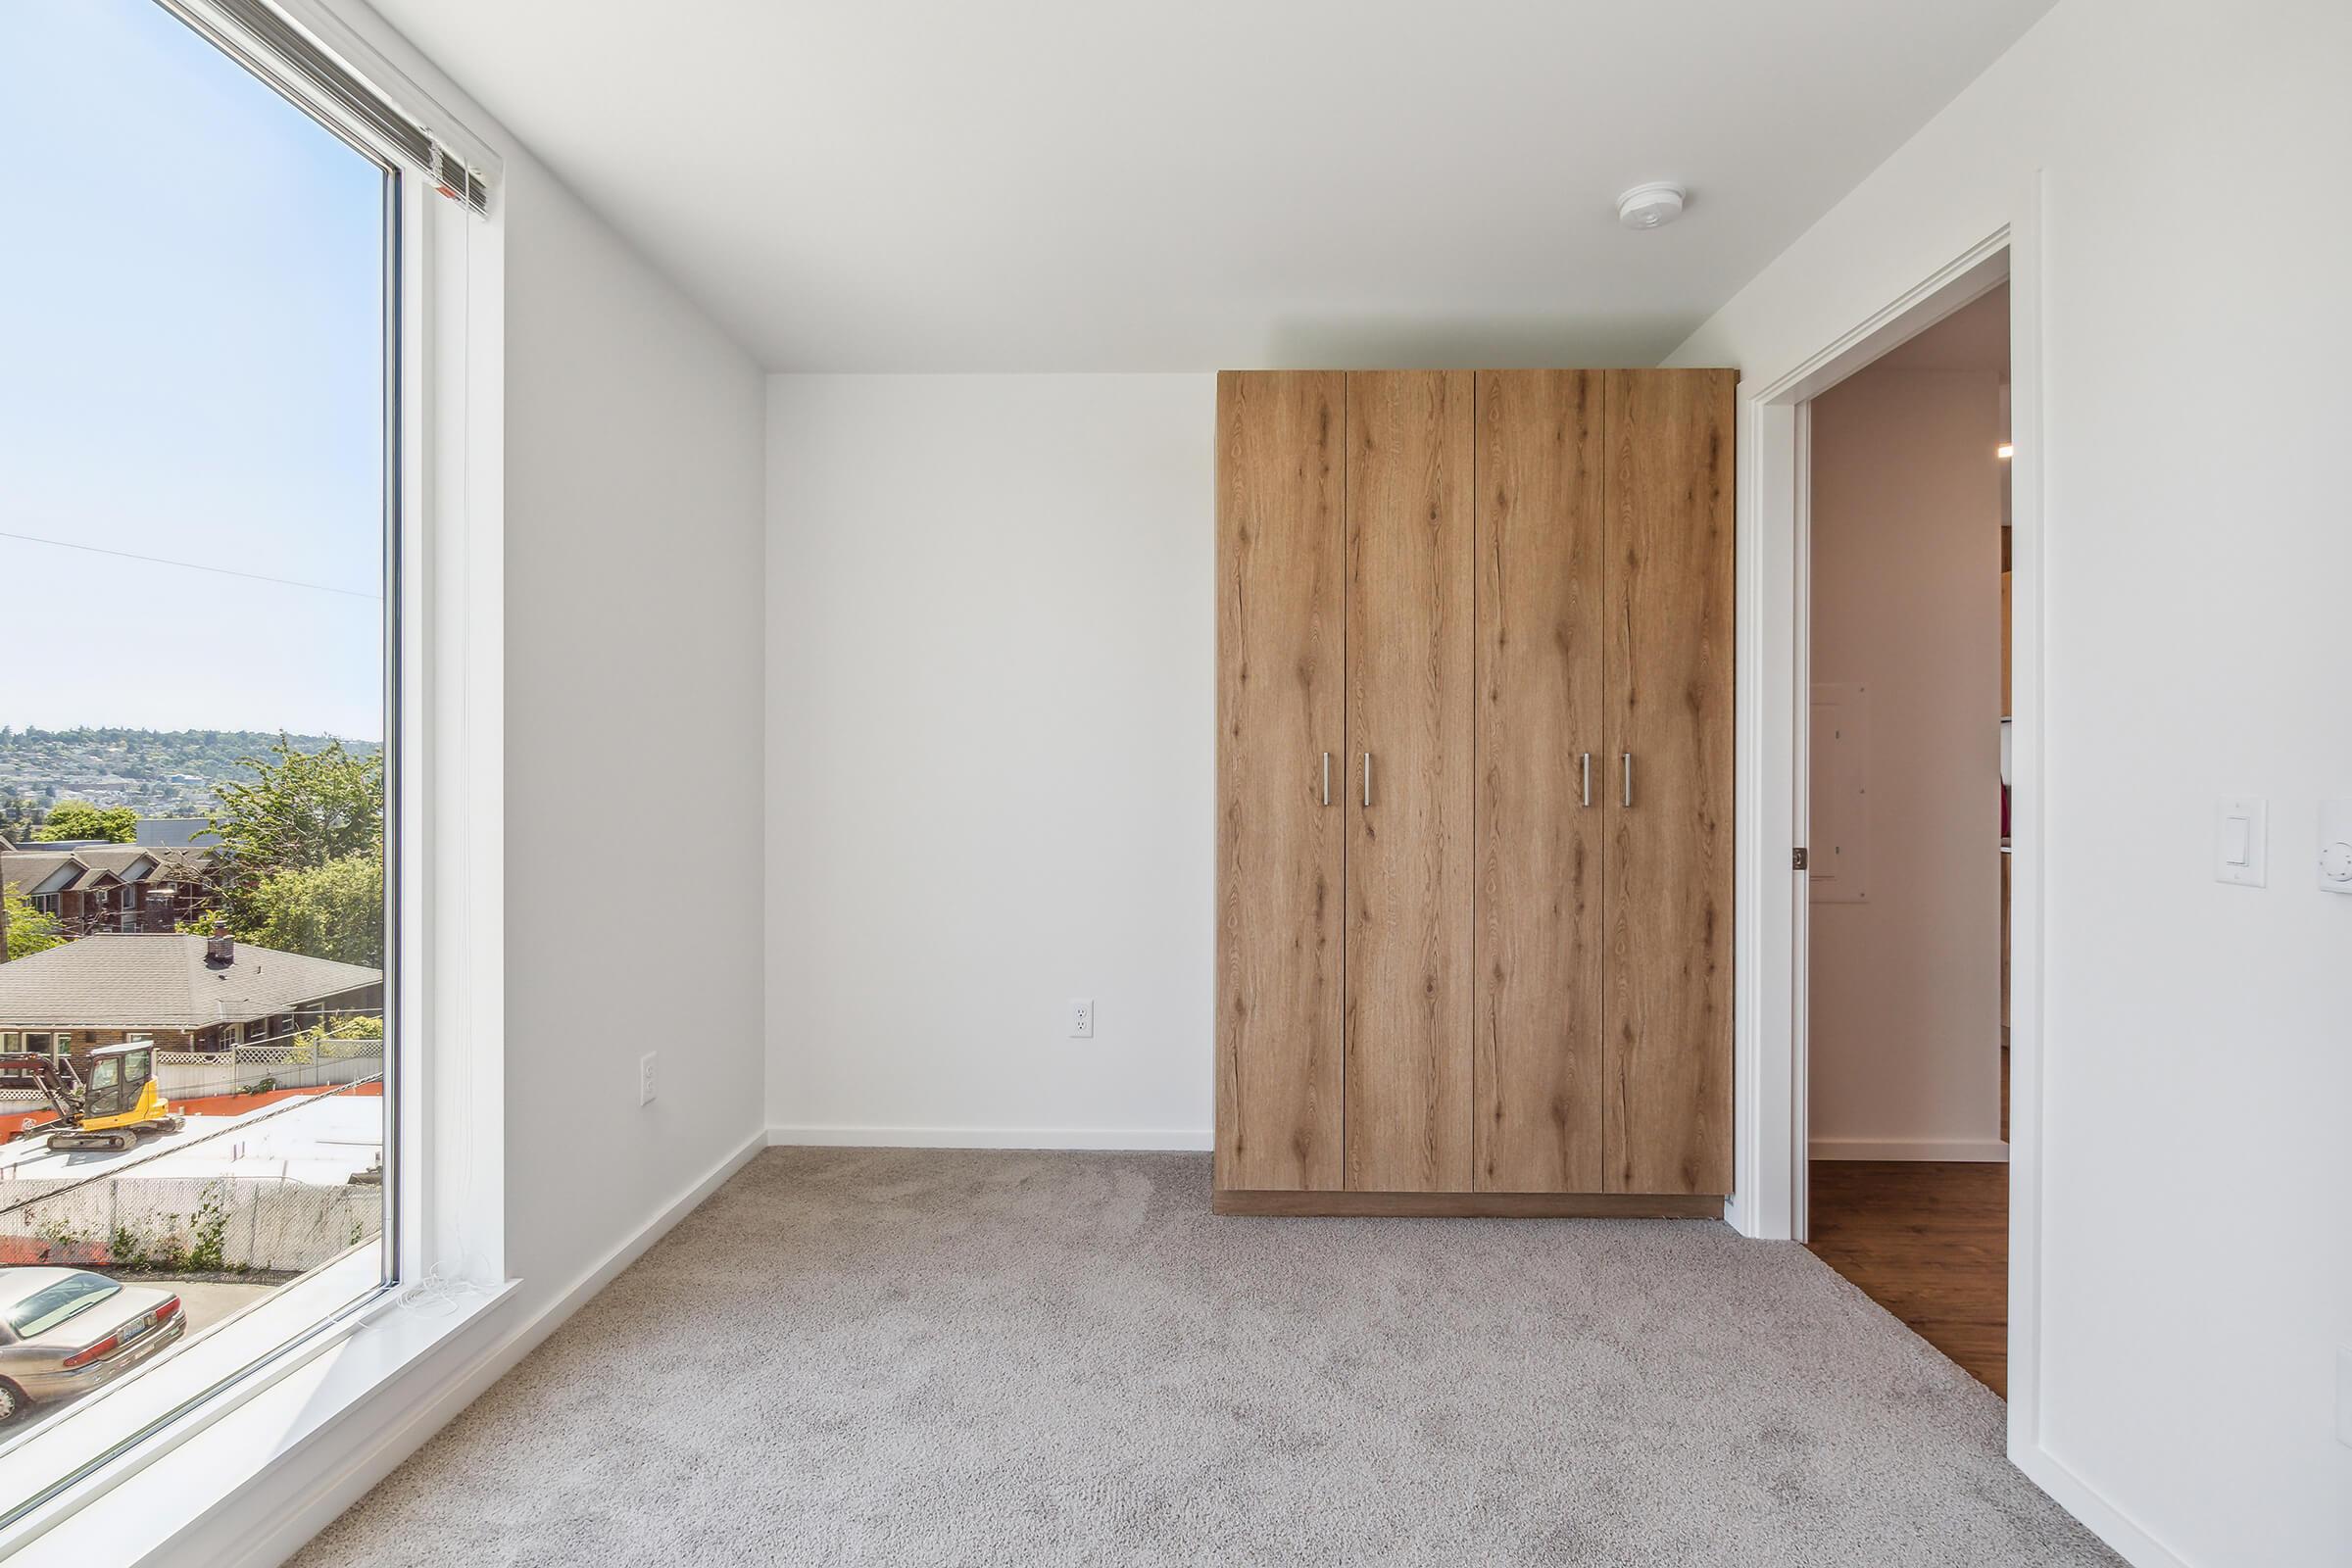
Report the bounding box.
[638,1051,658,1106]
[1068,999,1095,1039]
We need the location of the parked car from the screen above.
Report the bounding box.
[0,1267,184,1421]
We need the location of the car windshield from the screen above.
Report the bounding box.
[6,1275,121,1339]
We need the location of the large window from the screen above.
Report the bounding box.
[0,0,395,1500]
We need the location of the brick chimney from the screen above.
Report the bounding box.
[206,918,234,968]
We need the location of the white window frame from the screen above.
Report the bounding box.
[0,1,508,1558]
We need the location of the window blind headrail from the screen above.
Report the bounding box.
[157,0,493,214]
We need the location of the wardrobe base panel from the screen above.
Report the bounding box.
[1211,1189,1724,1218]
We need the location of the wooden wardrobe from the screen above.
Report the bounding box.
[1213,368,1735,1216]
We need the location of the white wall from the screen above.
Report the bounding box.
[1670,1,2352,1562]
[1807,366,2004,1159]
[765,375,1213,1146]
[305,0,766,1350]
[504,160,768,1311]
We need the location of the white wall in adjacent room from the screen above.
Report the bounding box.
[1807,362,2005,1159]
[765,374,1214,1146]
[1670,0,2352,1561]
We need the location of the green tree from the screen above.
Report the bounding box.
[3,889,64,961]
[208,738,382,878]
[289,1011,384,1063]
[31,800,137,843]
[0,796,40,844]
[202,737,384,950]
[240,853,384,967]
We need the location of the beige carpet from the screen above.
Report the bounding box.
[292,1148,2118,1566]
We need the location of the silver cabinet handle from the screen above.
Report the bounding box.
[1321,753,1331,807]
[1622,752,1634,808]
[1581,753,1592,808]
[1362,752,1373,808]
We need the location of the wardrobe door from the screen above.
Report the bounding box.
[1602,369,1736,1195]
[1215,372,1346,1192]
[1474,370,1607,1193]
[1345,370,1474,1192]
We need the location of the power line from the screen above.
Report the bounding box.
[0,529,381,602]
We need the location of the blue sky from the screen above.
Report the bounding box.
[0,0,385,741]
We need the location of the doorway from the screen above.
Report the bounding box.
[1796,282,2013,1391]
[1730,212,2050,1451]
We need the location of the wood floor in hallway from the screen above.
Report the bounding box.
[1806,1159,2009,1396]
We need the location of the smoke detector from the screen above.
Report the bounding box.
[1616,182,1687,230]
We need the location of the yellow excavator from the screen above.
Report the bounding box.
[0,1041,185,1153]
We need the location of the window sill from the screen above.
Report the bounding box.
[0,1259,516,1567]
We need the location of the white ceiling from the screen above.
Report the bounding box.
[368,0,2057,371]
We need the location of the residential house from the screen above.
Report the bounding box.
[0,931,380,1067]
[0,845,212,942]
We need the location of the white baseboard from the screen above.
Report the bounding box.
[225,1125,769,1567]
[768,1124,1213,1152]
[1810,1137,2009,1161]
[2012,1441,2189,1568]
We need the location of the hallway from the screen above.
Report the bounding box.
[1807,1160,2008,1395]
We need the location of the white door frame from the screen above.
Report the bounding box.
[1729,198,2047,1455]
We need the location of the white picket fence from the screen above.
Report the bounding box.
[0,1048,384,1109]
[155,1048,385,1101]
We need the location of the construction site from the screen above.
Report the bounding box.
[0,1068,384,1277]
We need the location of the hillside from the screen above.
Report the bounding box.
[0,728,380,826]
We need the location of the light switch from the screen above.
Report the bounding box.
[2215,796,2266,887]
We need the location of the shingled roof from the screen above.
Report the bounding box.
[3,846,212,899]
[1,851,87,900]
[0,935,380,1029]
[71,847,156,876]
